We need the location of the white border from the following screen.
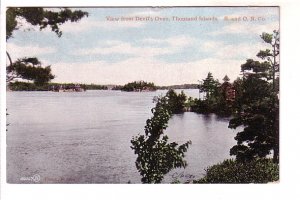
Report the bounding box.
[1,0,300,200]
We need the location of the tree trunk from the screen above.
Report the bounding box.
[273,103,279,164]
[273,147,279,163]
[6,51,13,67]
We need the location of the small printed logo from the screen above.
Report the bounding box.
[20,174,41,183]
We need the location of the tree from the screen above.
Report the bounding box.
[200,72,220,100]
[121,81,156,92]
[229,30,279,163]
[131,94,191,183]
[256,30,279,91]
[222,75,230,82]
[241,59,271,79]
[6,7,88,40]
[165,89,187,114]
[229,77,277,162]
[6,7,88,83]
[7,57,54,85]
[216,75,235,115]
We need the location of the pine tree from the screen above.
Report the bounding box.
[229,30,279,163]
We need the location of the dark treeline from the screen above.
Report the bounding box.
[157,84,199,90]
[120,81,157,92]
[8,82,108,91]
[114,83,199,91]
[9,81,210,92]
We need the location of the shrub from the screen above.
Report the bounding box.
[194,158,279,183]
[131,95,191,183]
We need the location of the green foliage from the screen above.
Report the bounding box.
[231,77,245,112]
[235,75,272,108]
[8,82,108,91]
[8,81,47,91]
[6,7,88,39]
[7,57,54,85]
[6,8,18,40]
[194,158,279,183]
[222,75,230,82]
[165,89,187,114]
[190,99,211,114]
[157,84,199,90]
[229,30,280,163]
[83,84,108,90]
[191,73,233,115]
[131,94,191,183]
[241,59,271,78]
[229,94,279,162]
[121,81,156,92]
[199,72,220,100]
[111,85,123,90]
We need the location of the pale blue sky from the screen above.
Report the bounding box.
[7,7,279,85]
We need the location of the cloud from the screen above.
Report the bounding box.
[141,35,195,47]
[72,40,172,57]
[165,35,195,47]
[199,40,271,61]
[141,38,167,45]
[72,35,196,58]
[201,41,222,50]
[211,21,279,36]
[6,43,56,61]
[50,56,243,86]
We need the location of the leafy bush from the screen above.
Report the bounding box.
[131,95,191,183]
[194,158,279,183]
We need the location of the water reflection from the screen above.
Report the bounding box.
[202,114,214,124]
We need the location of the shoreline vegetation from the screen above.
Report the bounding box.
[7,81,199,92]
[8,82,108,91]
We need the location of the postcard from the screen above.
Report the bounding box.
[5,6,280,185]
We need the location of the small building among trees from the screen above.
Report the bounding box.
[220,75,236,104]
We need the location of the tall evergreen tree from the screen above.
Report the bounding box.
[200,72,220,100]
[223,75,230,82]
[229,30,279,163]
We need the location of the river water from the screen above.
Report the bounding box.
[7,89,239,183]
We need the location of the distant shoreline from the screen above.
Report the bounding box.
[7,81,200,92]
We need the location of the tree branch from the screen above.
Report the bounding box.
[6,51,13,67]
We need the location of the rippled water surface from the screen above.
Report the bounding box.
[7,90,239,183]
